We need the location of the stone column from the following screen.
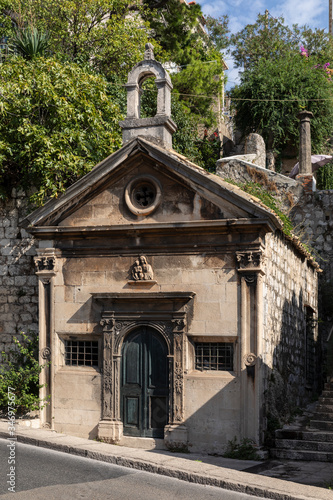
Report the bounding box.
[297,110,314,193]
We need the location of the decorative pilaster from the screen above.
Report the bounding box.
[164,316,188,450]
[34,248,58,429]
[98,316,124,443]
[236,250,265,445]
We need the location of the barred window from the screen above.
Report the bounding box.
[195,343,233,371]
[65,340,99,367]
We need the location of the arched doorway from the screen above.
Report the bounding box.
[121,326,169,438]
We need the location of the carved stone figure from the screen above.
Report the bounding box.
[131,256,153,280]
[132,259,144,280]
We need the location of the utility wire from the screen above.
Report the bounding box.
[107,80,332,102]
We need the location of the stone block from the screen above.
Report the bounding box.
[14,276,27,286]
[0,265,8,276]
[194,302,221,322]
[5,227,19,239]
[164,424,188,450]
[54,422,98,439]
[63,271,82,286]
[98,420,123,444]
[181,269,217,285]
[82,272,106,285]
[20,313,32,323]
[54,286,65,304]
[54,397,100,411]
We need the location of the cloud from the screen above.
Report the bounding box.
[270,0,327,29]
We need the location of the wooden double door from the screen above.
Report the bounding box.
[121,327,169,438]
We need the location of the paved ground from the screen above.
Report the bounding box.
[0,420,332,500]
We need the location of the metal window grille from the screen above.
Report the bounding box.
[195,343,233,371]
[65,341,99,367]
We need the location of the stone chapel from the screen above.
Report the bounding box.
[21,45,319,453]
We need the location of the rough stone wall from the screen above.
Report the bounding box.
[0,192,38,355]
[291,191,333,279]
[216,158,303,210]
[291,190,333,375]
[262,231,318,429]
[216,158,333,378]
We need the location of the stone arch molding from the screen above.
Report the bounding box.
[112,320,173,355]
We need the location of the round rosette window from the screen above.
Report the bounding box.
[125,175,162,216]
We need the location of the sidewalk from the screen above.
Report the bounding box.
[0,421,332,500]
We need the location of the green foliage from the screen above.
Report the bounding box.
[195,132,221,173]
[0,0,154,80]
[0,56,122,204]
[0,332,47,416]
[171,56,224,125]
[143,0,227,122]
[224,437,260,460]
[0,0,227,203]
[230,13,333,69]
[11,27,49,60]
[225,180,294,237]
[230,52,333,154]
[317,163,333,190]
[144,0,204,66]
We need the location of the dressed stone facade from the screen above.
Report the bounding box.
[18,46,319,453]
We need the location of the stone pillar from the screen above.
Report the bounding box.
[297,111,314,193]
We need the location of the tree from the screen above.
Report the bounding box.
[143,0,229,124]
[0,0,154,80]
[230,13,333,69]
[230,51,333,155]
[0,56,123,205]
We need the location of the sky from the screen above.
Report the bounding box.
[198,0,329,88]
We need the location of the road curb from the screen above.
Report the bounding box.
[0,426,331,500]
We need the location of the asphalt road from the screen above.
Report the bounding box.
[0,438,265,500]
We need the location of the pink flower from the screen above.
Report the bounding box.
[300,45,308,57]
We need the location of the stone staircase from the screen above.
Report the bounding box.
[272,379,333,461]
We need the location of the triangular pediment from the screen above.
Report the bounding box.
[22,138,281,231]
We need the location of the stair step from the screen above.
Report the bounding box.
[312,412,333,421]
[310,420,333,431]
[271,448,333,462]
[275,428,333,441]
[319,397,333,405]
[321,390,333,398]
[275,439,333,452]
[316,404,333,413]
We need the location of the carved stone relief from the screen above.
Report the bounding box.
[131,255,154,281]
[236,251,264,271]
[243,353,257,367]
[34,256,56,272]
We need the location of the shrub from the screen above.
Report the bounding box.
[224,437,260,460]
[0,332,48,416]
